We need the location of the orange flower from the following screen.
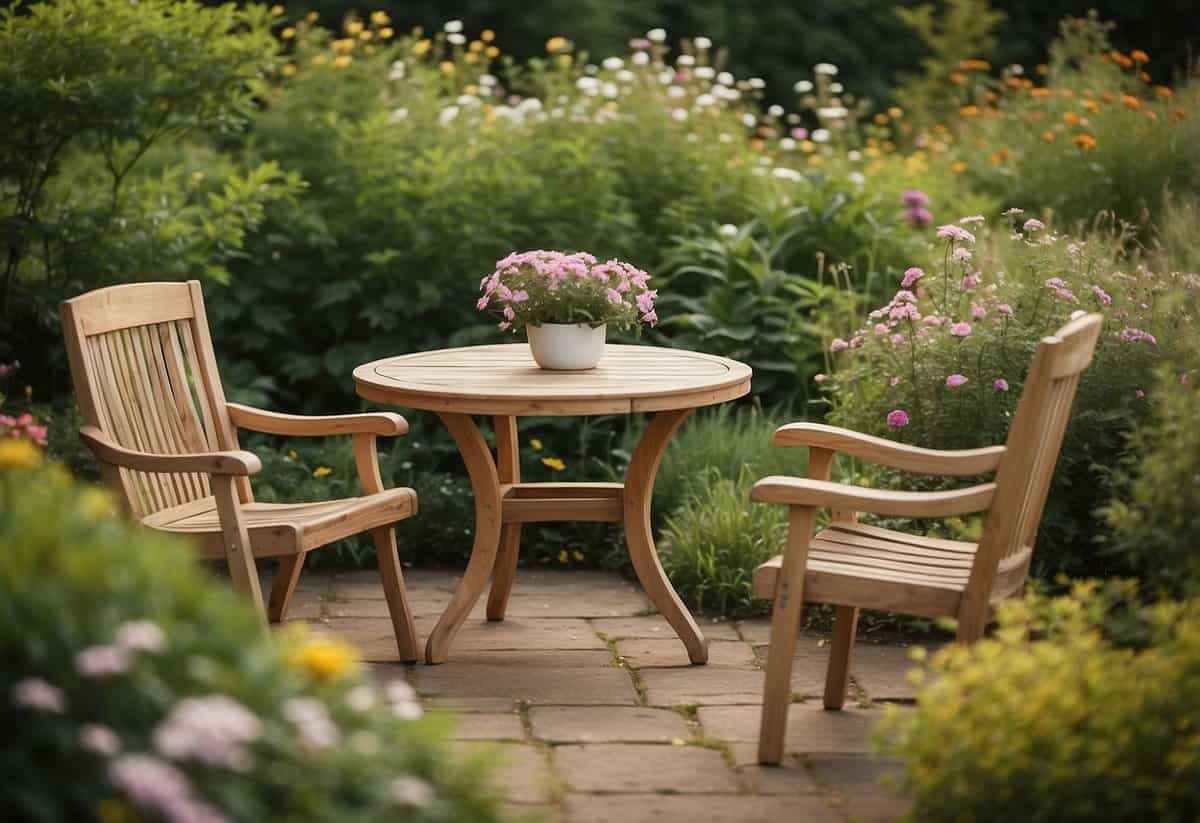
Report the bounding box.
[1139,71,1151,83]
[960,105,980,117]
[1036,63,1049,75]
[1041,129,1056,142]
[1030,87,1051,98]
[950,161,968,174]
[959,58,991,71]
[1101,91,1117,103]
[1122,94,1141,111]
[1156,85,1174,99]
[1144,109,1158,121]
[1073,133,1097,151]
[950,71,966,85]
[1005,77,1023,90]
[990,148,1009,166]
[1170,108,1187,122]
[1063,111,1081,126]
[1082,99,1100,114]
[1117,54,1134,69]
[1131,49,1150,63]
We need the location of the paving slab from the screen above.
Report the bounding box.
[529,706,690,744]
[697,703,880,754]
[563,794,840,823]
[554,743,740,794]
[639,666,765,706]
[445,712,526,741]
[461,743,555,804]
[808,755,909,822]
[592,615,740,641]
[726,743,823,795]
[415,662,639,707]
[615,639,758,669]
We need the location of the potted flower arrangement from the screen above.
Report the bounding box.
[477,250,657,370]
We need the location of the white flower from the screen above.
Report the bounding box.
[346,685,376,712]
[283,697,340,751]
[817,106,849,119]
[695,66,714,79]
[385,680,422,721]
[456,94,479,106]
[767,104,784,117]
[390,776,434,808]
[772,167,802,182]
[575,76,599,94]
[1010,63,1025,75]
[616,69,635,83]
[849,171,866,186]
[748,77,765,89]
[602,82,619,98]
[647,27,666,42]
[695,93,716,107]
[517,97,543,113]
[676,54,695,67]
[780,137,796,150]
[667,85,686,99]
[718,132,732,143]
[716,71,734,86]
[830,82,844,93]
[848,149,862,161]
[812,128,831,142]
[438,106,459,125]
[814,62,838,75]
[671,107,688,121]
[794,80,813,93]
[694,36,712,49]
[657,70,674,85]
[479,74,498,87]
[388,60,406,81]
[447,32,465,45]
[631,51,649,66]
[602,56,624,70]
[718,224,739,238]
[741,113,756,128]
[349,731,381,756]
[443,19,463,33]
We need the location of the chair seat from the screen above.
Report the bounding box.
[752,521,978,618]
[142,488,418,558]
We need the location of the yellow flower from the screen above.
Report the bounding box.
[439,61,456,75]
[485,45,500,59]
[950,160,968,174]
[358,30,373,41]
[412,38,432,57]
[529,438,544,451]
[464,52,479,64]
[887,106,903,119]
[481,29,495,42]
[346,20,363,35]
[545,36,570,53]
[370,10,390,25]
[1073,133,1097,151]
[989,148,1009,166]
[287,636,360,680]
[331,38,355,54]
[557,549,569,564]
[79,487,117,520]
[556,54,572,67]
[96,799,137,823]
[270,4,284,16]
[305,11,318,22]
[312,53,328,66]
[0,439,40,470]
[281,26,296,39]
[872,113,889,125]
[572,550,585,562]
[333,55,352,69]
[469,39,484,53]
[379,27,394,40]
[959,105,980,117]
[313,465,334,477]
[541,457,566,472]
[287,449,299,460]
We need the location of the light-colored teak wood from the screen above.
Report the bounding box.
[752,313,1104,764]
[61,281,421,661]
[356,343,752,664]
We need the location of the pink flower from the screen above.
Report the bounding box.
[1090,285,1112,306]
[1023,218,1045,232]
[889,376,902,386]
[959,215,986,226]
[1055,287,1076,301]
[945,374,968,388]
[889,333,906,347]
[790,127,808,140]
[901,267,924,288]
[996,303,1014,316]
[1135,389,1145,399]
[971,303,986,320]
[886,409,910,428]
[284,697,340,751]
[1119,327,1157,345]
[874,323,889,335]
[893,290,917,303]
[81,724,122,756]
[605,288,624,304]
[923,314,945,326]
[952,247,972,263]
[116,621,166,654]
[77,645,131,677]
[0,361,17,378]
[108,755,192,815]
[889,303,920,322]
[993,378,1009,392]
[830,338,849,352]
[641,310,658,325]
[905,207,933,227]
[502,305,515,321]
[949,322,972,337]
[635,289,657,314]
[475,296,489,311]
[902,190,930,209]
[936,224,975,243]
[12,677,66,713]
[509,290,529,303]
[153,696,262,771]
[498,321,511,331]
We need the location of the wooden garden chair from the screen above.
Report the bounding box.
[60,281,420,661]
[751,313,1103,764]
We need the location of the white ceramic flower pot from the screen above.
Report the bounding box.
[526,322,607,370]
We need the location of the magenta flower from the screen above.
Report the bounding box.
[1023,218,1046,232]
[993,378,1009,392]
[886,409,910,428]
[901,267,924,288]
[902,190,930,209]
[12,677,66,713]
[945,374,968,388]
[905,207,933,227]
[949,322,972,337]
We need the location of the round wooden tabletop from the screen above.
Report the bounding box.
[354,344,752,416]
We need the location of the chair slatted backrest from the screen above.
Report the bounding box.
[60,281,249,517]
[966,313,1104,606]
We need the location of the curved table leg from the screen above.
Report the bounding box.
[623,407,708,664]
[487,415,522,621]
[426,412,503,664]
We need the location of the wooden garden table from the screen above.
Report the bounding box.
[354,343,752,664]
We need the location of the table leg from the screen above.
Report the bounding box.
[426,412,503,664]
[487,415,522,621]
[623,407,708,664]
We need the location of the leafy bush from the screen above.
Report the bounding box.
[0,449,503,822]
[881,583,1200,822]
[826,212,1199,579]
[1102,357,1200,596]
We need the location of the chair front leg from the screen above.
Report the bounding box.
[758,504,816,765]
[212,475,267,621]
[354,433,420,662]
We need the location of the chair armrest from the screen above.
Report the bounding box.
[227,403,408,438]
[80,427,261,476]
[751,475,995,518]
[774,422,1005,476]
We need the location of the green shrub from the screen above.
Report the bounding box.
[826,213,1199,579]
[881,583,1200,822]
[0,451,503,822]
[1102,357,1200,596]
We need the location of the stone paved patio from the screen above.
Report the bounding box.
[282,568,920,822]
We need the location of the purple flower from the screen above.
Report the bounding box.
[993,378,1009,392]
[886,409,910,428]
[1090,285,1112,306]
[1023,218,1046,232]
[902,190,930,209]
[901,267,924,288]
[830,338,849,352]
[1119,327,1157,345]
[76,645,131,677]
[949,322,972,337]
[945,374,968,388]
[905,207,933,227]
[12,677,66,713]
[936,224,975,243]
[154,696,262,771]
[81,724,122,756]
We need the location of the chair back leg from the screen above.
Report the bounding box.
[823,605,859,709]
[268,554,306,623]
